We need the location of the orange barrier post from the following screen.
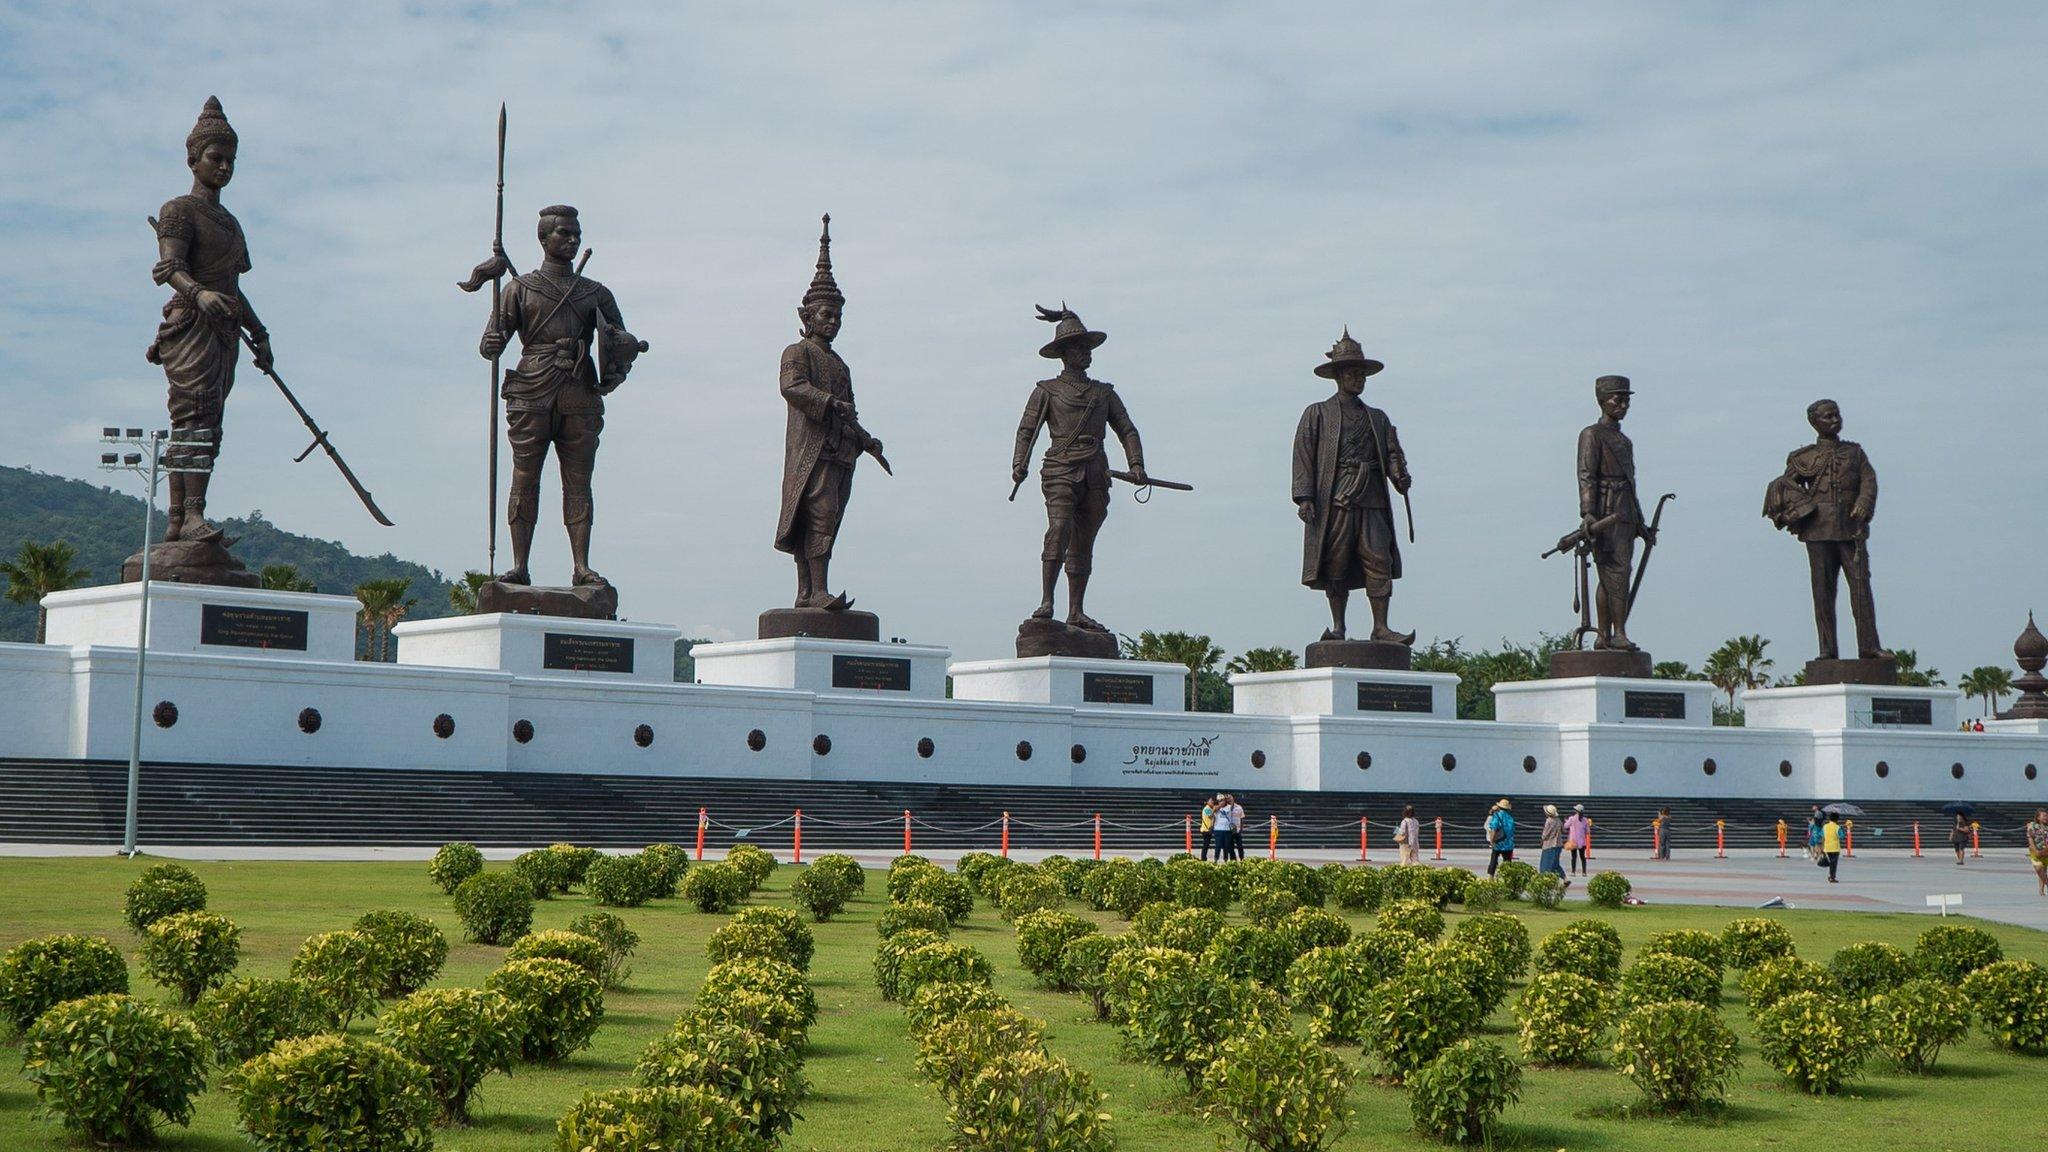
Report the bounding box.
[1715,820,1726,859]
[1360,816,1370,862]
[792,809,803,864]
[903,810,912,856]
[1777,820,1788,858]
[1092,813,1102,861]
[1585,820,1594,861]
[1971,823,1982,859]
[1268,815,1279,860]
[1845,820,1855,858]
[1184,814,1193,855]
[695,808,707,861]
[1912,821,1922,858]
[1433,817,1444,861]
[1651,818,1662,859]
[1001,812,1011,859]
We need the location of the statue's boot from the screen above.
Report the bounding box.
[163,474,187,542]
[178,472,225,544]
[572,566,609,588]
[1606,631,1640,652]
[1368,596,1415,645]
[496,566,531,586]
[1860,647,1894,661]
[1320,627,1345,642]
[819,591,853,612]
[1068,612,1109,633]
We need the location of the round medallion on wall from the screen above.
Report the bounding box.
[1950,762,1964,780]
[1016,741,1033,762]
[297,707,322,734]
[1522,755,1537,773]
[1250,750,1266,769]
[1356,751,1371,771]
[2027,763,2038,781]
[1702,758,1717,776]
[1441,753,1456,771]
[152,701,179,729]
[747,728,767,752]
[512,719,534,744]
[812,734,832,756]
[1069,744,1086,764]
[432,713,455,739]
[916,737,935,759]
[1623,756,1638,774]
[1875,760,1889,778]
[634,724,654,748]
[1779,759,1793,777]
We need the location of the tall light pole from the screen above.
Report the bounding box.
[99,426,211,857]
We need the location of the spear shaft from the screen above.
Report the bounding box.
[488,103,506,577]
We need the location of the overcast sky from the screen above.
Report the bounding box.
[3,2,2044,682]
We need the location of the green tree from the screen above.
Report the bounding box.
[1959,666,2013,717]
[1121,630,1225,711]
[1894,649,1945,687]
[354,577,415,662]
[1225,646,1298,675]
[0,539,90,643]
[1703,635,1773,716]
[258,563,316,592]
[1652,660,1697,680]
[1414,634,1572,719]
[447,570,493,614]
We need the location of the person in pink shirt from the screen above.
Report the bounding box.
[1564,805,1591,876]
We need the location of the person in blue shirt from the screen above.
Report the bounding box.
[1485,799,1516,877]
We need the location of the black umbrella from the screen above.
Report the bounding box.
[1822,803,1865,817]
[1941,802,1975,817]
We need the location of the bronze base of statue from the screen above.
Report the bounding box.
[759,607,880,642]
[1017,617,1119,660]
[1548,648,1653,679]
[476,580,619,620]
[122,540,260,588]
[1305,639,1412,670]
[1803,656,1897,686]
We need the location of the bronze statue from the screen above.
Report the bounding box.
[775,216,889,613]
[477,205,644,593]
[1574,375,1655,651]
[1764,398,1892,678]
[1293,329,1414,662]
[1011,305,1149,652]
[147,97,268,546]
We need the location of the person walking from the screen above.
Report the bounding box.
[1538,803,1568,885]
[1654,806,1673,860]
[1198,795,1218,862]
[1395,804,1421,865]
[1484,799,1516,877]
[2027,809,2048,896]
[1821,812,1845,883]
[1211,795,1235,863]
[1807,808,1825,862]
[1226,796,1248,861]
[1565,804,1590,875]
[1950,812,1972,866]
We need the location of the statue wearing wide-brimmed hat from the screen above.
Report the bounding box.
[1292,328,1415,664]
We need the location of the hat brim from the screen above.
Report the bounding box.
[1314,357,1385,379]
[1039,330,1108,358]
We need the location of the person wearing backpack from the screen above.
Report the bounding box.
[1484,799,1516,877]
[1395,804,1421,866]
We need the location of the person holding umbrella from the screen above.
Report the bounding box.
[1821,809,1846,883]
[1946,803,1974,866]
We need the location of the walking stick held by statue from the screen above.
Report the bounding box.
[456,103,515,573]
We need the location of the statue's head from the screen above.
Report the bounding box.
[799,300,842,343]
[1595,374,1632,421]
[185,96,238,190]
[537,205,581,262]
[1059,342,1094,373]
[1806,398,1841,437]
[1333,363,1370,396]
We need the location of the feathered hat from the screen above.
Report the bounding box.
[802,214,844,309]
[185,96,238,158]
[1035,303,1108,358]
[1313,327,1384,379]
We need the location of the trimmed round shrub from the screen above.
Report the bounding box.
[1061,933,1139,1020]
[1962,958,2048,1053]
[685,986,810,1053]
[1534,919,1623,984]
[955,851,1010,896]
[1202,923,1302,988]
[453,870,535,945]
[1332,866,1385,911]
[2,935,130,1032]
[1103,945,1199,1027]
[1124,963,1287,1090]
[512,848,571,898]
[637,1019,809,1141]
[1240,858,1327,906]
[376,987,522,1123]
[897,942,995,1003]
[638,843,689,898]
[229,1034,436,1152]
[1167,859,1232,911]
[1828,941,1914,998]
[1421,940,1514,1019]
[1461,878,1508,912]
[1350,929,1423,985]
[791,866,851,921]
[1450,912,1531,982]
[1044,854,1094,897]
[1082,860,1168,917]
[1641,929,1726,981]
[729,907,815,969]
[943,1050,1114,1152]
[1720,917,1796,969]
[291,930,381,1027]
[1377,898,1446,943]
[887,858,939,903]
[1515,970,1612,1066]
[700,958,817,1031]
[703,924,793,973]
[1377,863,1435,904]
[193,976,323,1066]
[1363,964,1488,1080]
[1015,910,1098,987]
[511,928,611,982]
[994,868,1065,920]
[1201,1026,1356,1152]
[1914,923,2002,984]
[914,1005,1047,1101]
[1741,956,1837,1015]
[1868,978,1971,1073]
[585,854,655,908]
[566,911,640,989]
[427,842,484,894]
[486,957,605,1062]
[1282,906,1353,952]
[352,910,448,999]
[21,993,206,1145]
[554,1085,767,1152]
[1755,989,1870,1094]
[809,852,865,893]
[1493,859,1537,901]
[878,900,950,940]
[1140,905,1225,955]
[874,928,948,1001]
[1619,953,1720,1011]
[1242,883,1302,927]
[124,862,207,933]
[1408,1037,1521,1146]
[724,843,777,891]
[1613,1000,1740,1113]
[548,843,600,888]
[905,980,1010,1042]
[682,862,750,914]
[1585,871,1631,909]
[905,870,974,924]
[1288,944,1378,1045]
[1527,872,1567,910]
[140,909,241,1005]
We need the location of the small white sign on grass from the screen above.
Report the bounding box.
[1925,893,1964,917]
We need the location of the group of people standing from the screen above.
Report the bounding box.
[1197,794,1248,862]
[1482,799,1592,887]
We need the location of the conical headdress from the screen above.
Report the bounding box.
[185,96,238,158]
[1313,326,1384,378]
[802,214,844,308]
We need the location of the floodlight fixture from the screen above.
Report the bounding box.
[102,426,120,440]
[125,427,144,439]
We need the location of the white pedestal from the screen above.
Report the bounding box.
[1982,718,2048,735]
[392,613,679,682]
[949,656,1188,711]
[41,583,361,662]
[1230,667,1459,720]
[690,637,950,700]
[1493,676,1715,727]
[1743,683,1961,732]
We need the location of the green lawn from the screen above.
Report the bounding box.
[1,855,2043,1151]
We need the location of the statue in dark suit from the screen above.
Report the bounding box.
[1576,375,1654,651]
[1292,329,1413,645]
[1764,398,1889,664]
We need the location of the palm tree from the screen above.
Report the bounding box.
[1959,665,2014,717]
[1121,630,1225,711]
[1651,660,1697,680]
[1893,649,1945,687]
[259,563,316,592]
[448,570,493,614]
[1225,646,1298,675]
[1703,635,1773,713]
[1,540,91,643]
[353,577,415,662]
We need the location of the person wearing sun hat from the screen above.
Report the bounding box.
[1484,798,1516,877]
[1539,803,1569,886]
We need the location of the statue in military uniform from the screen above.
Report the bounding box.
[1764,398,1893,680]
[477,205,644,601]
[770,216,889,637]
[1012,305,1148,657]
[1575,375,1655,652]
[1292,329,1415,667]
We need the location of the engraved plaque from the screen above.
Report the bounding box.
[200,603,308,650]
[1623,690,1687,720]
[1355,682,1435,713]
[830,654,912,691]
[1083,672,1155,705]
[1870,697,1932,726]
[542,632,634,674]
